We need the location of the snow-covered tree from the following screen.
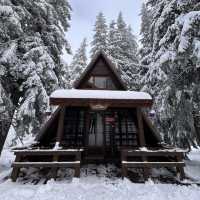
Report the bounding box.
[108,12,139,89]
[139,3,152,65]
[141,0,200,147]
[70,38,87,84]
[126,25,138,65]
[59,62,72,89]
[108,20,123,65]
[0,0,72,138]
[90,12,108,57]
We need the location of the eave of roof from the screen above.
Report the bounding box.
[50,89,153,108]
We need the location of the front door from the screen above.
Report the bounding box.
[88,112,104,147]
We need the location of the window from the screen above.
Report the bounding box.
[88,76,116,89]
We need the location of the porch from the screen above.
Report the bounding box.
[10,89,187,181]
[11,147,187,182]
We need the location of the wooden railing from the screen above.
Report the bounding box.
[11,148,83,182]
[121,148,187,180]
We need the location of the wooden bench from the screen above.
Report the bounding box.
[11,148,83,182]
[121,148,187,180]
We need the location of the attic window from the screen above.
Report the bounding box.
[88,76,116,89]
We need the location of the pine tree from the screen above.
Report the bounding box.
[0,0,72,138]
[90,12,108,57]
[141,0,200,147]
[70,38,87,84]
[139,3,152,65]
[126,25,138,64]
[108,20,122,64]
[108,12,139,89]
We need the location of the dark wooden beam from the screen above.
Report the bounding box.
[53,107,65,179]
[142,112,161,143]
[136,108,148,179]
[11,155,21,182]
[176,154,185,180]
[56,107,65,144]
[136,108,146,147]
[36,106,61,141]
[50,98,153,108]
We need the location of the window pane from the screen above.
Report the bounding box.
[87,76,116,89]
[106,78,116,89]
[94,77,107,88]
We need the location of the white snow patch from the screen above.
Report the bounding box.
[185,148,200,182]
[177,11,200,53]
[53,142,61,150]
[0,176,200,200]
[0,149,200,199]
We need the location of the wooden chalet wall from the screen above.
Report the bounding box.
[37,107,161,149]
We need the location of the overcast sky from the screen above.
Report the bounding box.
[65,0,143,62]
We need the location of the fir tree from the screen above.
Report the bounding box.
[0,0,72,138]
[90,12,108,57]
[70,38,87,83]
[126,25,138,64]
[141,0,200,147]
[117,12,127,33]
[108,20,122,64]
[108,12,139,89]
[139,3,152,65]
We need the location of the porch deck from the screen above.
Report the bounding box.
[10,147,187,182]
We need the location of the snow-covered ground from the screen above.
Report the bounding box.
[185,149,200,183]
[0,147,200,200]
[0,176,200,200]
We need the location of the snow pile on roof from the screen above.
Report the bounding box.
[50,89,152,100]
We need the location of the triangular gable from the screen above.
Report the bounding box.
[73,51,127,90]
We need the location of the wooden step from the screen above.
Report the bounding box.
[85,155,104,160]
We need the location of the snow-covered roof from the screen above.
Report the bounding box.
[50,89,152,100]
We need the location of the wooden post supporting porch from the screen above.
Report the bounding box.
[136,108,149,179]
[11,154,21,181]
[176,154,185,180]
[51,106,65,179]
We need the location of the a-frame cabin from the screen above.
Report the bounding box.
[37,51,161,153]
[11,51,186,181]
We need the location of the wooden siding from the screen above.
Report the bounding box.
[74,52,127,90]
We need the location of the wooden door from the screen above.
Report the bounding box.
[88,112,104,147]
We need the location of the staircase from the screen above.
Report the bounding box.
[84,147,105,163]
